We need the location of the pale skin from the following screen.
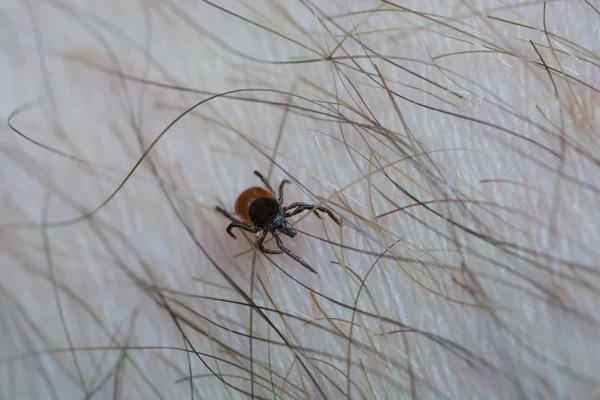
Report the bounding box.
[1,1,599,399]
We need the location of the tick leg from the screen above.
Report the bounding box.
[257,231,282,254]
[226,222,259,239]
[215,206,243,223]
[273,232,318,274]
[284,205,317,219]
[278,179,291,203]
[283,202,341,226]
[254,170,276,194]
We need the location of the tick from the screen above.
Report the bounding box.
[216,171,340,273]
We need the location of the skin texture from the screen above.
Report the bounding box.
[1,1,599,399]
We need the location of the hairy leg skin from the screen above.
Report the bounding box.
[1,1,599,399]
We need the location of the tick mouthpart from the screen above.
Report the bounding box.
[281,221,297,238]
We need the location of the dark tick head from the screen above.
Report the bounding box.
[248,197,284,229]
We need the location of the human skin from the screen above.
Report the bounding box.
[1,1,599,399]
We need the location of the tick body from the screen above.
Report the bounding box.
[234,187,284,229]
[216,171,340,274]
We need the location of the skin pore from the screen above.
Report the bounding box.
[1,1,599,399]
